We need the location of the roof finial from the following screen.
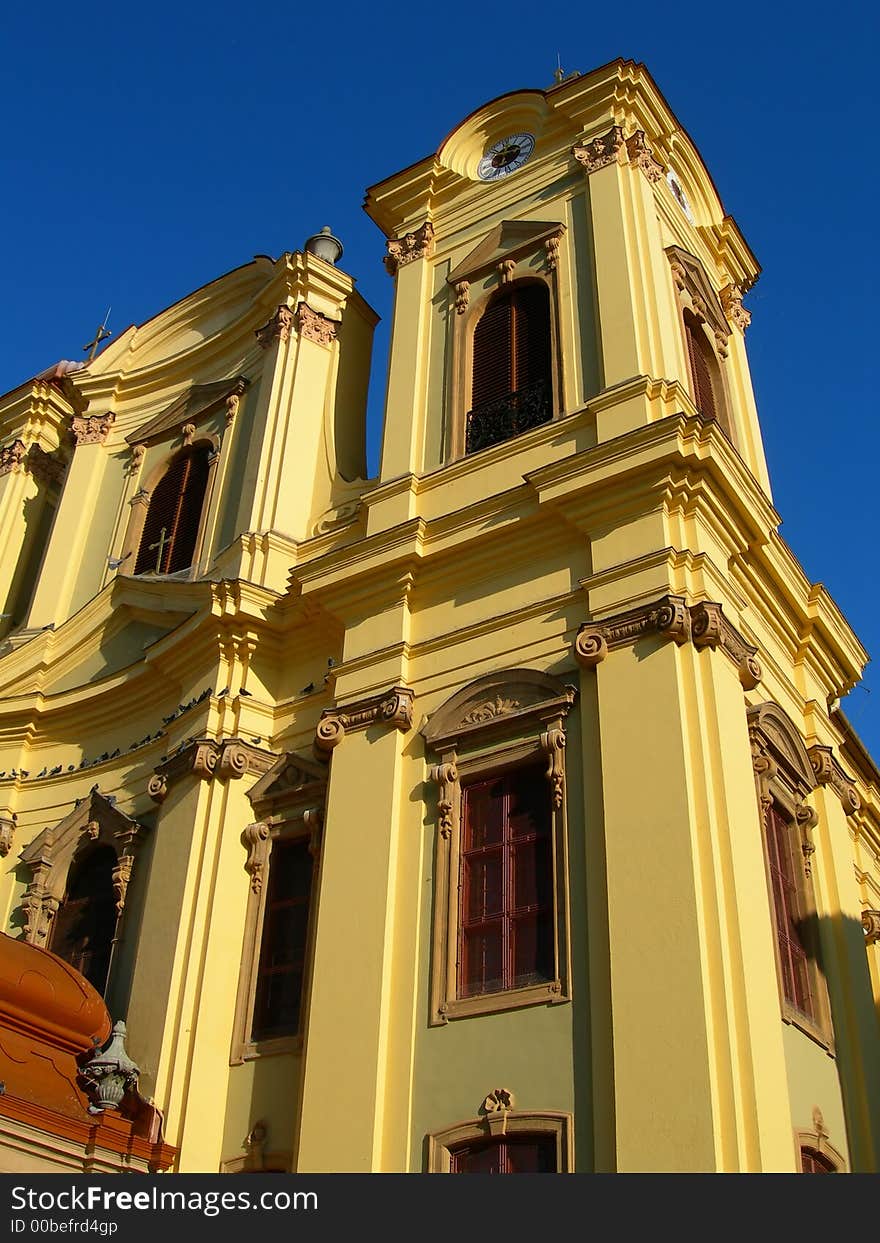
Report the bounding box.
[554,53,565,84]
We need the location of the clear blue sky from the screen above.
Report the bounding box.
[1,2,877,758]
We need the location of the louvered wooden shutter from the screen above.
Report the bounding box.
[472,295,513,408]
[512,283,551,391]
[685,319,717,421]
[135,446,210,574]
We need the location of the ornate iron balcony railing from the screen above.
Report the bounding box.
[465,379,552,455]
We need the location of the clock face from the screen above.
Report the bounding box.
[666,170,695,223]
[477,133,536,182]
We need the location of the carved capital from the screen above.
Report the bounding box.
[720,283,751,333]
[191,741,221,780]
[429,760,459,839]
[112,854,134,916]
[71,413,114,446]
[454,280,469,314]
[862,910,880,945]
[147,773,167,804]
[625,130,664,182]
[808,745,860,816]
[689,601,762,689]
[0,439,27,476]
[242,822,271,894]
[255,304,295,348]
[572,125,625,174]
[0,813,16,857]
[295,302,338,347]
[573,594,690,669]
[315,685,414,757]
[540,726,566,809]
[383,221,434,276]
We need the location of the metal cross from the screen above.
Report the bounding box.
[149,527,170,573]
[83,308,112,362]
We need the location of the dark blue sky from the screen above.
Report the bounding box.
[2,2,877,758]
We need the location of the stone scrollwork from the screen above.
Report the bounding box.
[807,745,860,816]
[242,822,271,895]
[541,727,566,809]
[625,130,664,182]
[720,283,752,333]
[862,910,880,945]
[295,302,338,347]
[481,1088,514,1114]
[315,685,414,758]
[574,594,690,668]
[795,800,819,876]
[545,234,561,271]
[575,595,763,690]
[0,439,27,476]
[255,304,295,349]
[454,280,469,315]
[572,124,625,173]
[112,854,135,916]
[0,813,16,857]
[429,760,458,839]
[149,737,276,803]
[384,221,435,276]
[462,697,521,725]
[71,413,115,446]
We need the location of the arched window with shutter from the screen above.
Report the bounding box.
[135,444,211,575]
[467,282,553,455]
[49,844,118,996]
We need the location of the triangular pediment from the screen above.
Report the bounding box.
[664,246,728,340]
[247,751,327,816]
[448,220,565,286]
[125,375,248,447]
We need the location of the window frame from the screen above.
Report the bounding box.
[428,1111,573,1173]
[665,245,735,443]
[748,702,833,1049]
[124,437,220,581]
[794,1109,846,1172]
[445,222,567,462]
[231,753,326,1065]
[423,669,575,1024]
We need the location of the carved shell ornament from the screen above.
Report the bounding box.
[462,697,521,725]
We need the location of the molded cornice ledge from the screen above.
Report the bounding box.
[314,685,414,759]
[148,737,277,803]
[575,595,762,690]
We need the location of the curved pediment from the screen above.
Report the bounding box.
[747,702,816,793]
[422,668,576,750]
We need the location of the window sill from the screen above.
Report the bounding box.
[230,1034,302,1065]
[434,979,568,1025]
[782,1005,834,1056]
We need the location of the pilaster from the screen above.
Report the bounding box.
[296,696,416,1171]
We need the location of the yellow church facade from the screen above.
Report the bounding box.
[0,58,878,1174]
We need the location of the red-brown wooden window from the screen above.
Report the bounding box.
[459,765,553,998]
[135,445,210,575]
[684,312,718,422]
[467,284,552,454]
[450,1134,557,1173]
[765,803,817,1022]
[801,1146,836,1173]
[252,837,313,1042]
[49,845,118,995]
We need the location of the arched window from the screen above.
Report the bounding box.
[49,844,118,995]
[467,283,552,455]
[801,1146,837,1173]
[134,445,210,575]
[684,310,721,422]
